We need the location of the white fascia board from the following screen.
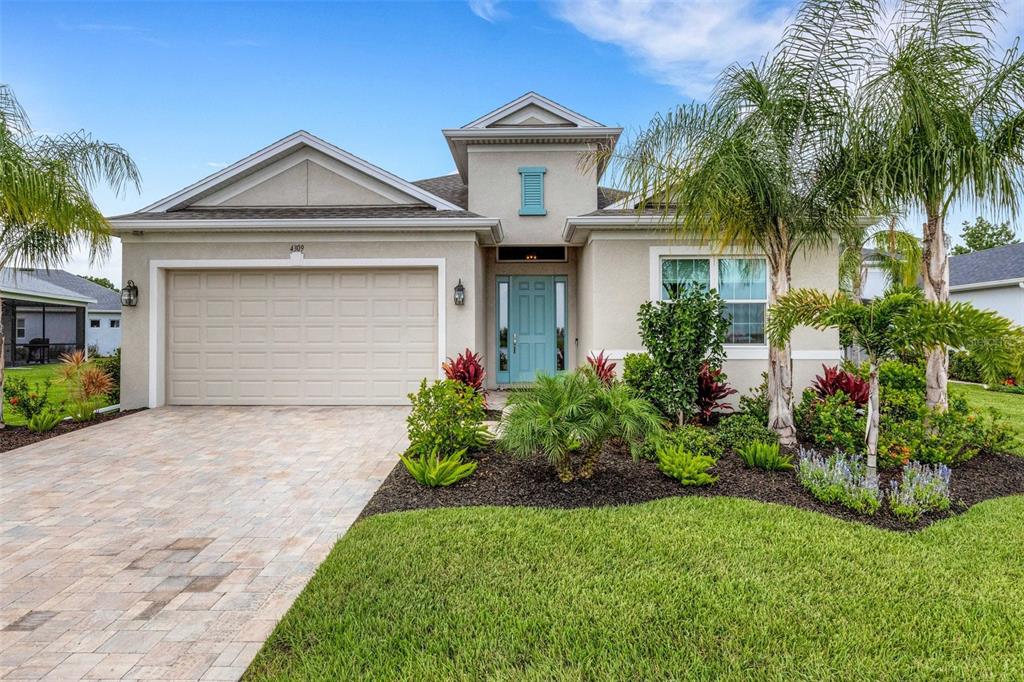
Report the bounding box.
[0,288,95,306]
[109,217,504,244]
[950,277,1024,292]
[138,131,463,213]
[441,127,623,141]
[461,92,606,129]
[563,214,666,243]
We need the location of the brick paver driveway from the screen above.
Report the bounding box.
[0,406,405,680]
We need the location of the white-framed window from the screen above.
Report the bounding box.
[109,319,120,328]
[16,317,25,339]
[90,319,101,328]
[656,254,768,345]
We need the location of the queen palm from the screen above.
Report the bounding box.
[0,85,140,425]
[855,0,1024,410]
[767,288,1024,482]
[838,216,921,300]
[591,0,878,444]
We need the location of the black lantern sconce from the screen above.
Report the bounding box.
[453,279,466,306]
[121,280,139,307]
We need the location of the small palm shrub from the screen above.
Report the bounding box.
[26,409,63,433]
[657,444,717,486]
[693,364,737,425]
[635,424,722,461]
[499,370,663,482]
[715,414,779,451]
[4,376,52,422]
[406,379,488,457]
[400,447,477,488]
[797,447,881,515]
[736,441,793,471]
[586,351,617,386]
[888,462,952,522]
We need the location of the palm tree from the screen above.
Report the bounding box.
[0,85,140,425]
[591,0,879,444]
[838,216,921,300]
[854,0,1024,411]
[767,288,1024,482]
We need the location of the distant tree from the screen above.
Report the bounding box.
[950,217,1019,255]
[81,275,117,290]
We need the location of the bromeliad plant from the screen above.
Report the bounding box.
[586,351,617,386]
[499,369,664,482]
[768,289,1024,483]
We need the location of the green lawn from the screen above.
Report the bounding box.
[246,496,1024,681]
[953,382,1024,454]
[3,363,112,426]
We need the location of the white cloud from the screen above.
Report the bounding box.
[468,0,507,23]
[550,0,792,99]
[206,161,230,169]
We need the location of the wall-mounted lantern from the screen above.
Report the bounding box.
[121,280,139,307]
[453,279,466,306]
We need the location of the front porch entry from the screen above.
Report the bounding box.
[496,274,567,384]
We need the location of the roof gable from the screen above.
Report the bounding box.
[141,131,462,212]
[461,92,605,129]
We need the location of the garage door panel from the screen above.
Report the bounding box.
[166,268,437,405]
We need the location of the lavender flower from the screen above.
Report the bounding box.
[889,462,952,522]
[798,447,881,515]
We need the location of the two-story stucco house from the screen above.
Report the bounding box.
[109,93,840,409]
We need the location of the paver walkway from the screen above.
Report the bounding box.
[0,407,405,680]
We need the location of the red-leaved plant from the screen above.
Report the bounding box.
[694,363,737,425]
[443,348,486,396]
[586,351,617,386]
[812,364,869,406]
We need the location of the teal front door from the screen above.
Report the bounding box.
[509,276,556,383]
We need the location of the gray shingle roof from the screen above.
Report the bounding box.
[0,268,97,305]
[109,205,479,221]
[22,269,122,310]
[950,242,1024,288]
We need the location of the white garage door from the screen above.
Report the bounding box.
[166,269,438,405]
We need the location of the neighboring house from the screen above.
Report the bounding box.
[859,249,894,301]
[109,92,840,409]
[949,243,1024,325]
[0,268,94,366]
[22,270,123,356]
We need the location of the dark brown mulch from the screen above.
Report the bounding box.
[0,409,146,453]
[358,445,1024,531]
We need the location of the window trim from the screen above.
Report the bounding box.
[517,166,547,216]
[15,316,25,339]
[648,246,769,348]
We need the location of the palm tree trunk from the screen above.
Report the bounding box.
[922,212,949,411]
[865,361,880,485]
[767,255,796,446]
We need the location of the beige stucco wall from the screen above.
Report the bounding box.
[118,231,481,409]
[467,144,597,245]
[575,233,842,401]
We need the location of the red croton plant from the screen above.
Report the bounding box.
[811,364,870,406]
[694,363,738,425]
[442,348,486,399]
[586,351,617,386]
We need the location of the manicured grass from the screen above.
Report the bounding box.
[246,496,1024,681]
[2,363,111,426]
[954,382,1024,454]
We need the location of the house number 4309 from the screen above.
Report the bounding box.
[290,244,304,253]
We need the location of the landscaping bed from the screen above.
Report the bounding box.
[0,408,143,452]
[360,443,1024,531]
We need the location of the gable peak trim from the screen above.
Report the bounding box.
[461,92,605,130]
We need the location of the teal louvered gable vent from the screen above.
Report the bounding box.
[518,167,546,216]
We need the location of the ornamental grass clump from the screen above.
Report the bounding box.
[657,443,717,486]
[736,441,793,471]
[797,447,881,515]
[888,462,952,522]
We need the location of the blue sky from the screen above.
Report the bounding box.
[3,0,1021,283]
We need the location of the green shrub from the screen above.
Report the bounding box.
[622,353,657,402]
[878,360,926,392]
[26,409,63,433]
[657,444,717,486]
[715,413,779,451]
[948,351,983,383]
[798,448,881,515]
[796,390,865,454]
[4,376,53,422]
[636,284,729,424]
[93,349,121,402]
[406,380,488,457]
[400,447,477,487]
[499,370,664,482]
[737,373,770,424]
[736,441,793,471]
[635,424,722,461]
